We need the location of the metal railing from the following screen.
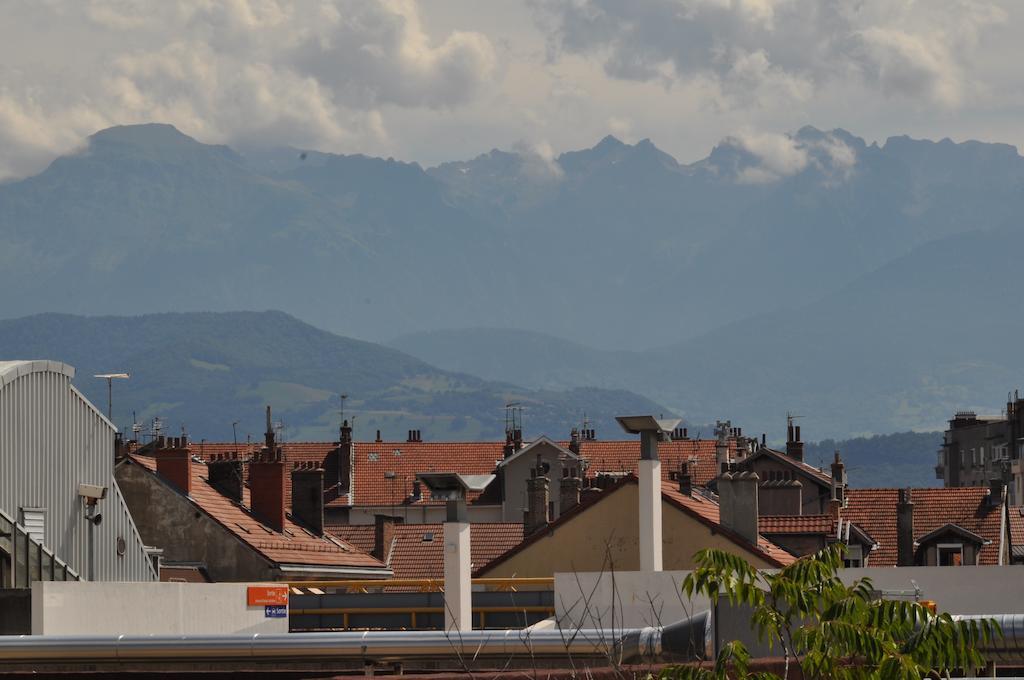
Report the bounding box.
[0,510,78,588]
[286,577,554,593]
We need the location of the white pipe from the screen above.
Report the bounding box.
[443,520,471,631]
[0,612,711,664]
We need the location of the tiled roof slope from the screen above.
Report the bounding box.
[329,523,524,579]
[477,477,794,574]
[843,488,1004,567]
[349,442,504,506]
[659,482,796,567]
[759,514,837,535]
[1009,507,1024,558]
[745,447,834,487]
[128,454,386,571]
[570,439,729,487]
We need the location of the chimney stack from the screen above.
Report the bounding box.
[831,451,846,505]
[715,420,731,469]
[208,453,244,503]
[990,478,1006,508]
[678,461,692,496]
[569,428,581,455]
[250,447,286,532]
[559,467,581,515]
[155,446,192,496]
[325,420,353,499]
[524,459,550,535]
[717,465,759,547]
[896,488,915,567]
[264,405,276,451]
[291,462,325,535]
[375,429,382,443]
[786,424,804,462]
[373,514,398,562]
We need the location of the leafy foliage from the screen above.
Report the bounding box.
[662,545,1000,680]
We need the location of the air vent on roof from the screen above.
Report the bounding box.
[283,529,295,537]
[422,532,435,542]
[384,471,396,479]
[368,452,380,462]
[235,523,251,534]
[259,525,273,535]
[393,449,402,457]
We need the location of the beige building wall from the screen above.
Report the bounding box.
[481,484,777,578]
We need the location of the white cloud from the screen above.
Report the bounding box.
[0,0,498,179]
[534,0,1006,111]
[725,128,858,184]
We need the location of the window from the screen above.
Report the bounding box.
[843,544,863,568]
[937,543,964,566]
[19,508,45,544]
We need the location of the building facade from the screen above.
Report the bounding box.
[939,395,1024,504]
[0,361,155,585]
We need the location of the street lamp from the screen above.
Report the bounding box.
[94,373,130,421]
[616,415,680,572]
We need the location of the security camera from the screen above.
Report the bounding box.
[78,483,108,501]
[88,513,103,526]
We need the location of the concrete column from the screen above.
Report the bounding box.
[638,457,662,572]
[443,503,472,632]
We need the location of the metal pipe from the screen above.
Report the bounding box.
[954,615,1024,663]
[0,612,710,664]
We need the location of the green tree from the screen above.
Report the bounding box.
[662,545,999,680]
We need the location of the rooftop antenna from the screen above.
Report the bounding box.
[94,372,130,421]
[339,393,348,437]
[131,411,141,441]
[152,417,163,441]
[232,421,239,448]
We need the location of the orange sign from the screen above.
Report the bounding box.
[247,585,288,607]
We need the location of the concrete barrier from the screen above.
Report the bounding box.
[31,582,289,635]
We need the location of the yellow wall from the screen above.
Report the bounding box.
[480,483,777,577]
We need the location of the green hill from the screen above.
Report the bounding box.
[0,311,668,442]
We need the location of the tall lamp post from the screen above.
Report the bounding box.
[616,415,680,573]
[94,373,130,421]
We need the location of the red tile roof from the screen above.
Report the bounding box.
[329,523,524,580]
[842,488,1005,567]
[349,442,504,506]
[128,454,387,572]
[476,477,794,574]
[745,447,834,488]
[571,439,727,487]
[759,514,837,535]
[1007,503,1024,557]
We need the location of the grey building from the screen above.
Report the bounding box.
[0,361,155,586]
[938,394,1024,504]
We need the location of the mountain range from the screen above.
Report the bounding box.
[2,123,1024,439]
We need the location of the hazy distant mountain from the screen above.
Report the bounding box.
[804,431,943,489]
[0,311,667,441]
[6,123,1024,349]
[395,224,1024,438]
[4,123,1024,439]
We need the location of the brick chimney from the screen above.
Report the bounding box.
[373,514,398,562]
[786,424,804,462]
[896,488,915,567]
[568,428,581,455]
[155,447,192,496]
[208,452,243,503]
[677,461,693,496]
[291,462,325,535]
[989,478,1006,508]
[251,413,285,532]
[524,460,550,535]
[325,419,353,498]
[717,466,759,546]
[831,451,846,505]
[715,420,731,469]
[559,466,581,515]
[503,430,516,459]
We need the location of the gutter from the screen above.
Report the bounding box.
[278,564,393,578]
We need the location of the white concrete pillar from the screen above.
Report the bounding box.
[443,519,472,632]
[638,457,662,572]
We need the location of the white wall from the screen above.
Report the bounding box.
[32,582,288,635]
[556,565,1024,632]
[555,570,711,630]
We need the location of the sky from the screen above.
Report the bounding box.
[1,0,1022,180]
